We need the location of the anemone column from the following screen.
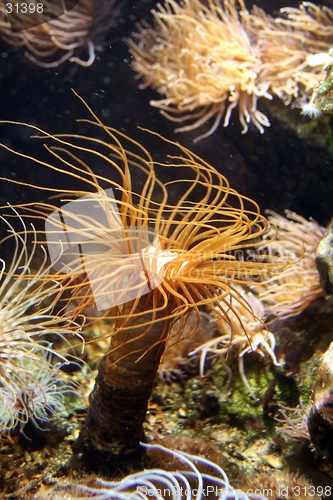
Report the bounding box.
[77,297,170,466]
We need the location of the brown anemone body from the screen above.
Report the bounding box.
[78,299,169,462]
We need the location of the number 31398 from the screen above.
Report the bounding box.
[5,3,44,14]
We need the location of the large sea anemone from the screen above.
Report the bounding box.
[0,94,280,466]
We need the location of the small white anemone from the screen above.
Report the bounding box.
[0,348,81,431]
[300,100,322,118]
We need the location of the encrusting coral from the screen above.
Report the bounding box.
[0,0,118,67]
[0,93,281,467]
[0,210,83,432]
[128,0,333,140]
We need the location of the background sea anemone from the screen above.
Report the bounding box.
[251,210,326,319]
[0,0,118,67]
[0,209,83,432]
[0,348,80,432]
[158,310,217,383]
[128,0,332,140]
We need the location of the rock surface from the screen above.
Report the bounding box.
[316,218,333,295]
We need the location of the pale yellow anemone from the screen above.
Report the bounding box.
[128,0,332,140]
[252,210,326,319]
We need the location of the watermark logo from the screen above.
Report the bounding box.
[3,0,80,32]
[45,188,174,311]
